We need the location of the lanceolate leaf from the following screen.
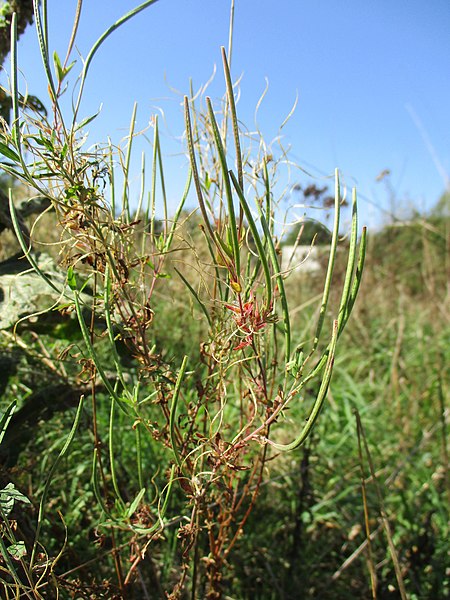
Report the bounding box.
[0,140,19,162]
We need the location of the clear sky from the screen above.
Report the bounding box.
[8,0,450,229]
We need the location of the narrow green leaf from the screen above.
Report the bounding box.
[169,356,188,469]
[53,50,64,82]
[67,266,76,290]
[127,488,146,518]
[75,105,103,131]
[63,59,76,77]
[0,140,19,162]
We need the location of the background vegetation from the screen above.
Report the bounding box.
[0,2,448,599]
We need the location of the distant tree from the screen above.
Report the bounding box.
[283,219,332,246]
[432,190,450,218]
[283,182,340,246]
[0,1,35,122]
[0,1,34,64]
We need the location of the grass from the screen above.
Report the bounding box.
[0,2,448,599]
[0,211,448,598]
[225,231,449,599]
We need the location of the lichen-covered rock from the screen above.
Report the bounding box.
[0,252,66,329]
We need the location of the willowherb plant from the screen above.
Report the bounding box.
[0,2,366,598]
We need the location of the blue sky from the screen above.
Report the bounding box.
[9,0,450,229]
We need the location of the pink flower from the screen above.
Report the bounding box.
[225,293,273,350]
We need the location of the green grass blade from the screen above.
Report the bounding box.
[169,356,188,469]
[135,424,144,491]
[31,396,85,567]
[109,397,126,506]
[91,448,113,518]
[355,410,409,600]
[158,464,175,524]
